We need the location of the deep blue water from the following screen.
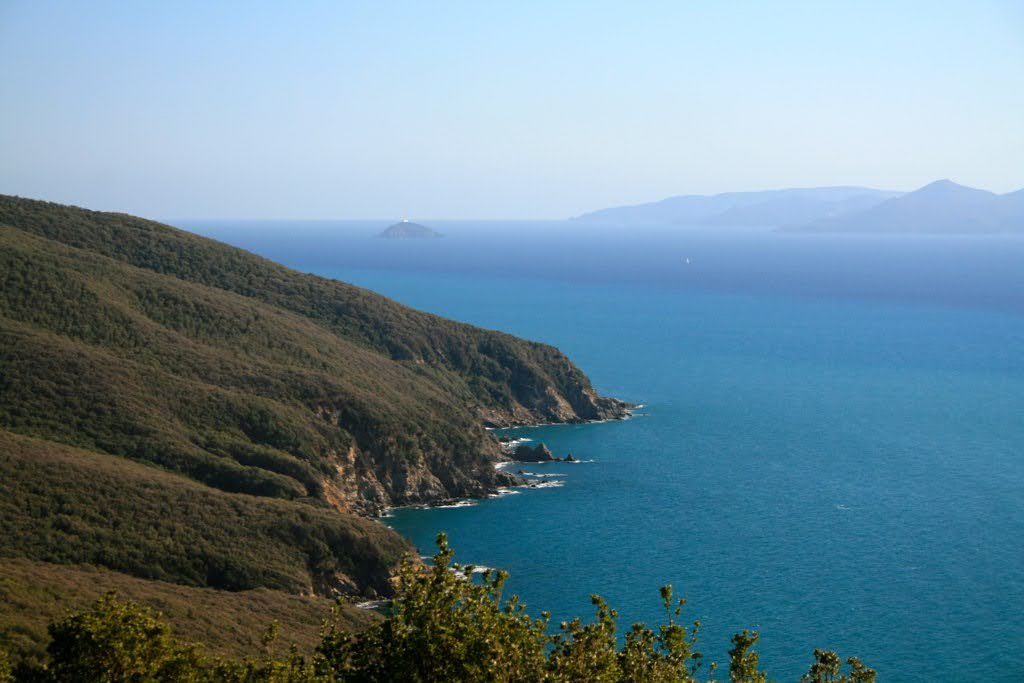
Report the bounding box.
[178,220,1024,681]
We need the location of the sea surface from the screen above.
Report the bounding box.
[177,219,1024,682]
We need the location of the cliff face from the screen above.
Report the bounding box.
[0,195,627,518]
[474,388,632,428]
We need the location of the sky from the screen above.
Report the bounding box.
[1,1,1022,219]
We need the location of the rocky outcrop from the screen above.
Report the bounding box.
[475,392,635,429]
[510,443,556,462]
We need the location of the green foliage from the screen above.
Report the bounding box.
[728,631,768,683]
[0,193,619,439]
[614,586,704,683]
[313,536,872,683]
[0,430,408,597]
[318,532,550,682]
[44,594,204,682]
[0,558,376,666]
[16,595,323,682]
[798,650,877,683]
[0,195,875,680]
[0,192,629,519]
[1,538,875,682]
[0,225,504,506]
[320,534,707,682]
[0,194,630,650]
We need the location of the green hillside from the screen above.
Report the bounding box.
[0,194,629,514]
[0,430,406,596]
[0,195,877,680]
[0,558,376,667]
[0,194,629,664]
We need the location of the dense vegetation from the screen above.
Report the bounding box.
[0,194,625,659]
[0,195,872,678]
[0,558,376,667]
[1,536,875,682]
[0,431,407,597]
[0,195,628,512]
[0,194,626,430]
[0,192,630,655]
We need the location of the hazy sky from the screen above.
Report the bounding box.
[1,1,1022,219]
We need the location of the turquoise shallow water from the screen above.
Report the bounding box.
[178,220,1024,681]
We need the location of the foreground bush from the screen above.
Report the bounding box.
[5,535,875,682]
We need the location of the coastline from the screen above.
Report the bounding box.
[374,404,642,520]
[484,403,642,431]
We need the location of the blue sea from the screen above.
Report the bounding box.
[178,219,1024,682]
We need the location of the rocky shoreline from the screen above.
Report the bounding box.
[375,405,639,518]
[499,441,580,463]
[478,396,637,429]
[376,405,630,518]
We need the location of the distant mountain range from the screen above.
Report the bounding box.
[789,180,1024,233]
[573,186,899,226]
[574,180,1024,233]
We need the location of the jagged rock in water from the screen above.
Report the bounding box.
[511,443,556,462]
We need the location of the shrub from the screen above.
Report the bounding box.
[4,537,876,682]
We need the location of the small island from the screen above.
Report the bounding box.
[377,220,443,239]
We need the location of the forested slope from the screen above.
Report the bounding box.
[0,194,628,657]
[0,194,629,514]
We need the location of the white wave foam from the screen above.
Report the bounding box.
[525,479,565,489]
[489,487,522,497]
[432,500,476,509]
[452,564,499,580]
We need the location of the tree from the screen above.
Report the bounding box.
[1,537,876,682]
[728,630,769,683]
[318,532,549,682]
[798,650,877,683]
[43,593,205,682]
